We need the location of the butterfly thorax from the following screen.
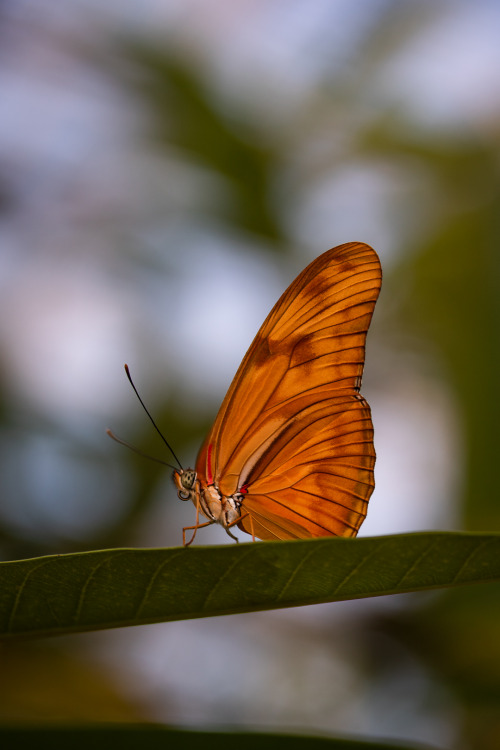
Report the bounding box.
[173,468,243,528]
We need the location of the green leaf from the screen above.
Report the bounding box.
[1,533,499,639]
[0,726,439,750]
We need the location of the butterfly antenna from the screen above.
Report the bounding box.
[106,429,177,470]
[123,363,183,470]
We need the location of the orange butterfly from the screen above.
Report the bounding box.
[173,242,382,544]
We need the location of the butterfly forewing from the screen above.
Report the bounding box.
[194,242,381,541]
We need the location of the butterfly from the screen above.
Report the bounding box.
[172,242,382,544]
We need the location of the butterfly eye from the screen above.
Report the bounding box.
[172,468,197,501]
[177,478,193,499]
[181,470,197,490]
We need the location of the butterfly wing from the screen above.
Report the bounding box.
[195,242,381,540]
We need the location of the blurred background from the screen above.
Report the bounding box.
[1,1,500,748]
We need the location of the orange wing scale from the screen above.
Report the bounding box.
[195,242,381,541]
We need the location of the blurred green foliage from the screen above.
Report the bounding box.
[126,46,284,242]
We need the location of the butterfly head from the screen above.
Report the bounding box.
[173,468,197,501]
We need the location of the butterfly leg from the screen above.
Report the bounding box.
[223,523,240,543]
[183,502,214,547]
[183,519,214,547]
[183,487,223,546]
[237,512,256,542]
[224,512,257,543]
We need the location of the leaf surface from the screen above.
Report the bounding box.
[1,532,499,639]
[0,726,439,750]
